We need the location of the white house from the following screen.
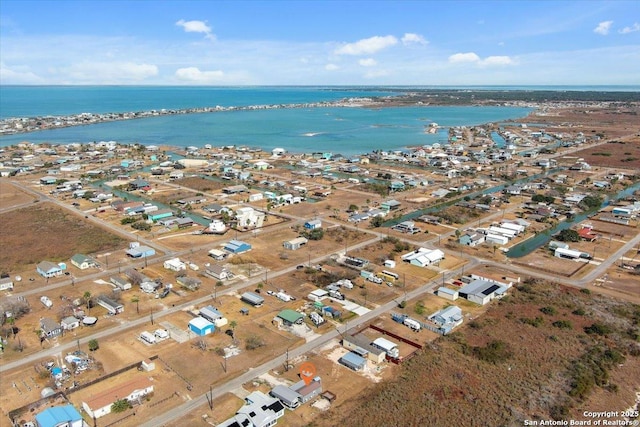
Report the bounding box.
[401,248,445,267]
[163,258,186,272]
[235,207,265,229]
[82,377,154,419]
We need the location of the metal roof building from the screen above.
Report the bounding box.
[241,291,264,307]
[339,351,367,371]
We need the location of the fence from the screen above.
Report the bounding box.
[67,355,158,396]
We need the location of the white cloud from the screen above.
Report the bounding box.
[175,67,224,83]
[594,20,613,35]
[176,19,215,40]
[0,62,43,84]
[448,52,481,63]
[64,62,158,83]
[363,69,389,79]
[334,35,397,55]
[358,58,377,67]
[619,22,640,34]
[401,33,427,45]
[481,56,514,66]
[325,63,339,71]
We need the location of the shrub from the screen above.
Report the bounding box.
[472,340,513,364]
[521,317,544,327]
[245,335,265,350]
[540,306,557,316]
[584,323,612,336]
[552,320,573,329]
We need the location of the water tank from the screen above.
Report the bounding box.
[41,387,55,398]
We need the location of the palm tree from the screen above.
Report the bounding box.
[83,291,92,312]
[229,320,237,344]
[131,295,140,314]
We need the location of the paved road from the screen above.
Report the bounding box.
[139,258,478,427]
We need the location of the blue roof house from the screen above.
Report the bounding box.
[36,261,66,278]
[35,404,83,427]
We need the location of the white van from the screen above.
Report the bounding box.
[140,331,156,344]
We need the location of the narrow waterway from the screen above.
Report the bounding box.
[506,181,640,258]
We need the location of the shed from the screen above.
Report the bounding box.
[241,291,264,307]
[437,287,459,300]
[339,351,367,371]
[307,289,329,302]
[188,317,215,336]
[283,236,308,250]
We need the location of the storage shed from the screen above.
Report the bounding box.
[188,317,215,336]
[437,287,459,301]
[283,236,308,250]
[339,351,367,371]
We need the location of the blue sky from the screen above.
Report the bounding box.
[1,0,639,85]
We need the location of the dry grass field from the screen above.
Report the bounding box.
[0,180,37,210]
[317,280,640,427]
[0,202,126,273]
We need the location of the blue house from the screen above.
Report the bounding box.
[189,317,215,336]
[125,245,156,258]
[36,261,66,278]
[223,240,252,254]
[35,404,83,427]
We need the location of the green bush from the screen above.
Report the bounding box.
[540,306,557,316]
[552,320,573,329]
[472,340,513,364]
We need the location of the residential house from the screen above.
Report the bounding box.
[163,258,186,272]
[270,377,323,410]
[40,317,62,338]
[199,306,224,324]
[401,248,445,267]
[304,219,322,230]
[37,261,66,278]
[241,291,264,307]
[70,254,96,270]
[125,245,155,258]
[35,404,83,427]
[578,226,598,242]
[458,279,510,305]
[82,376,154,419]
[459,232,485,247]
[275,309,304,326]
[176,275,202,291]
[96,295,124,315]
[205,264,231,281]
[342,334,386,364]
[218,391,285,427]
[381,199,401,211]
[61,316,80,331]
[235,207,265,228]
[110,276,132,291]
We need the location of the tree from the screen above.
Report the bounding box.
[111,399,130,413]
[229,320,237,343]
[88,339,99,351]
[131,295,140,314]
[83,291,92,309]
[557,229,580,242]
[370,216,384,228]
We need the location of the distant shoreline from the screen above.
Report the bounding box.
[1,87,638,138]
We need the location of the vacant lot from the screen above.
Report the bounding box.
[0,180,36,210]
[573,140,640,169]
[318,280,640,427]
[0,203,126,272]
